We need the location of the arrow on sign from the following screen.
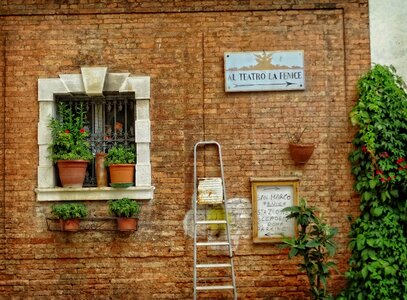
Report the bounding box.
[233,81,297,87]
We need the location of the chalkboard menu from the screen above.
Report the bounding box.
[251,177,299,243]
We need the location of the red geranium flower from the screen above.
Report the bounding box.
[64,129,70,134]
[80,128,85,133]
[380,178,386,182]
[375,170,383,175]
[380,152,389,158]
[396,157,405,164]
[361,145,367,153]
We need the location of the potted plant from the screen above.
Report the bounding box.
[287,127,315,165]
[105,145,136,187]
[48,102,93,187]
[108,198,141,231]
[51,202,88,231]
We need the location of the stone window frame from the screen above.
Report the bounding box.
[35,67,154,201]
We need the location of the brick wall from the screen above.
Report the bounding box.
[0,30,5,285]
[0,1,369,298]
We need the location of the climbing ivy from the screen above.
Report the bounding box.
[339,65,407,300]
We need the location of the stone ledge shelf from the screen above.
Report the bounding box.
[36,186,155,201]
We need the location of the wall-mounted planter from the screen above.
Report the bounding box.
[59,219,81,231]
[288,143,315,165]
[117,217,138,231]
[47,217,139,232]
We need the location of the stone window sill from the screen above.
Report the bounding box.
[35,186,155,201]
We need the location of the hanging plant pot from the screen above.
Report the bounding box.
[288,143,315,165]
[109,198,140,231]
[57,160,88,188]
[59,218,81,232]
[109,164,135,187]
[117,217,138,231]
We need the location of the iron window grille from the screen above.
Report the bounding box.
[55,93,136,187]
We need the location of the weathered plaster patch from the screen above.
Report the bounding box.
[183,197,252,251]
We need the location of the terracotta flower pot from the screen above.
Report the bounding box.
[59,219,81,231]
[109,164,135,186]
[117,217,138,231]
[57,160,88,188]
[288,143,315,165]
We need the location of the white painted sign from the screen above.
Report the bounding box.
[224,51,305,92]
[251,178,299,243]
[255,185,295,239]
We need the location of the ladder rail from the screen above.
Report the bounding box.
[193,142,200,300]
[193,141,237,300]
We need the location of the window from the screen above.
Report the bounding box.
[56,93,136,186]
[36,67,153,201]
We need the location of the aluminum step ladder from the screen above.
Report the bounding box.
[193,141,237,300]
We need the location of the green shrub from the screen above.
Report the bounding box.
[51,202,88,220]
[105,145,136,166]
[108,198,140,218]
[48,102,93,162]
[282,198,338,300]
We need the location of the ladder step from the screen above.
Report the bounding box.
[196,220,227,225]
[196,285,234,291]
[196,263,232,268]
[196,241,229,246]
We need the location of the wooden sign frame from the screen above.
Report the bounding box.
[251,177,299,243]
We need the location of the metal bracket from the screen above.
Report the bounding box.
[46,217,138,232]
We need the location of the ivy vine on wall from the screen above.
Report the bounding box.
[339,65,407,300]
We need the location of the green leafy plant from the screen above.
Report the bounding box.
[51,202,88,220]
[339,65,407,300]
[108,198,140,218]
[105,145,136,166]
[48,102,93,162]
[281,198,338,300]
